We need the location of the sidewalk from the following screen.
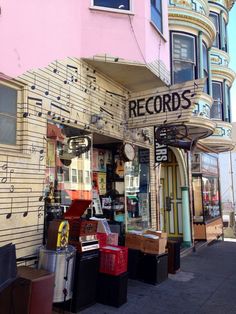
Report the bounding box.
[80,240,236,314]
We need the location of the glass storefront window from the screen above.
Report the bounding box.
[193,174,220,222]
[125,148,150,231]
[202,176,220,220]
[45,122,151,236]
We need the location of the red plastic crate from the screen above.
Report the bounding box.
[99,245,128,276]
[97,233,108,248]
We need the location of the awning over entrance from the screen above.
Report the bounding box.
[83,57,167,92]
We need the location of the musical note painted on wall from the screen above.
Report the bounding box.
[1,158,14,184]
[6,198,13,219]
[64,64,78,84]
[23,197,29,217]
[28,96,43,117]
[31,74,37,90]
[37,205,44,231]
[45,79,50,96]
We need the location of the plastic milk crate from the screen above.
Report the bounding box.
[99,245,128,276]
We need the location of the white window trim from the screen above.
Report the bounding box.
[171,32,196,83]
[0,79,29,155]
[90,0,134,15]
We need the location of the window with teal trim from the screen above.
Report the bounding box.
[210,81,223,120]
[172,33,196,84]
[151,0,162,32]
[210,13,220,48]
[226,85,231,122]
[202,43,209,94]
[209,12,228,51]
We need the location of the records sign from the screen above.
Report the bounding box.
[154,126,168,163]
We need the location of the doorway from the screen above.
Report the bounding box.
[160,150,183,238]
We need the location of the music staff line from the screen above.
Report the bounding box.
[0,231,43,243]
[18,70,126,129]
[23,65,125,110]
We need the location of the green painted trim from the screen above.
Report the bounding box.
[182,241,192,248]
[181,186,189,191]
[198,31,204,78]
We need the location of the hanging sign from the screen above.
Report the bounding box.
[127,79,205,129]
[154,126,168,163]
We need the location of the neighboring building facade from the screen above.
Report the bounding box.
[0,0,170,259]
[164,0,235,245]
[219,122,236,216]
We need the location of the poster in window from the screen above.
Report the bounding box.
[92,172,99,192]
[98,149,106,172]
[98,172,106,195]
[92,149,99,171]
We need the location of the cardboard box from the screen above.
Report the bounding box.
[125,232,143,251]
[142,236,167,255]
[144,230,167,239]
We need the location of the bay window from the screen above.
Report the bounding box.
[203,43,209,94]
[172,33,196,84]
[210,82,223,120]
[210,13,220,48]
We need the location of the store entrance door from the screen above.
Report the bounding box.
[160,150,183,238]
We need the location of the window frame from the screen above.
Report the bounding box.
[171,32,197,84]
[202,42,209,94]
[226,85,231,122]
[209,12,220,49]
[91,0,132,14]
[210,81,223,120]
[150,0,163,33]
[0,82,20,146]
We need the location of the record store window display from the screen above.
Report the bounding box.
[45,122,92,230]
[125,148,151,231]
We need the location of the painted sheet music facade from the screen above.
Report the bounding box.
[0,58,155,259]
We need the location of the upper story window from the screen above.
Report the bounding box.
[171,33,196,84]
[93,0,130,11]
[210,13,220,49]
[210,81,223,120]
[0,84,17,145]
[222,17,228,52]
[210,12,228,51]
[202,43,209,94]
[150,0,163,33]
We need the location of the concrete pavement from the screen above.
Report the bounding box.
[80,240,236,314]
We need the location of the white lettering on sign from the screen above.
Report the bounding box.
[154,126,168,163]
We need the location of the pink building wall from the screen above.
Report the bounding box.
[0,0,169,78]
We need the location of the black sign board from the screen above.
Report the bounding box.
[139,149,149,164]
[154,126,168,163]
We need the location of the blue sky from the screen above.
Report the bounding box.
[229,5,236,121]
